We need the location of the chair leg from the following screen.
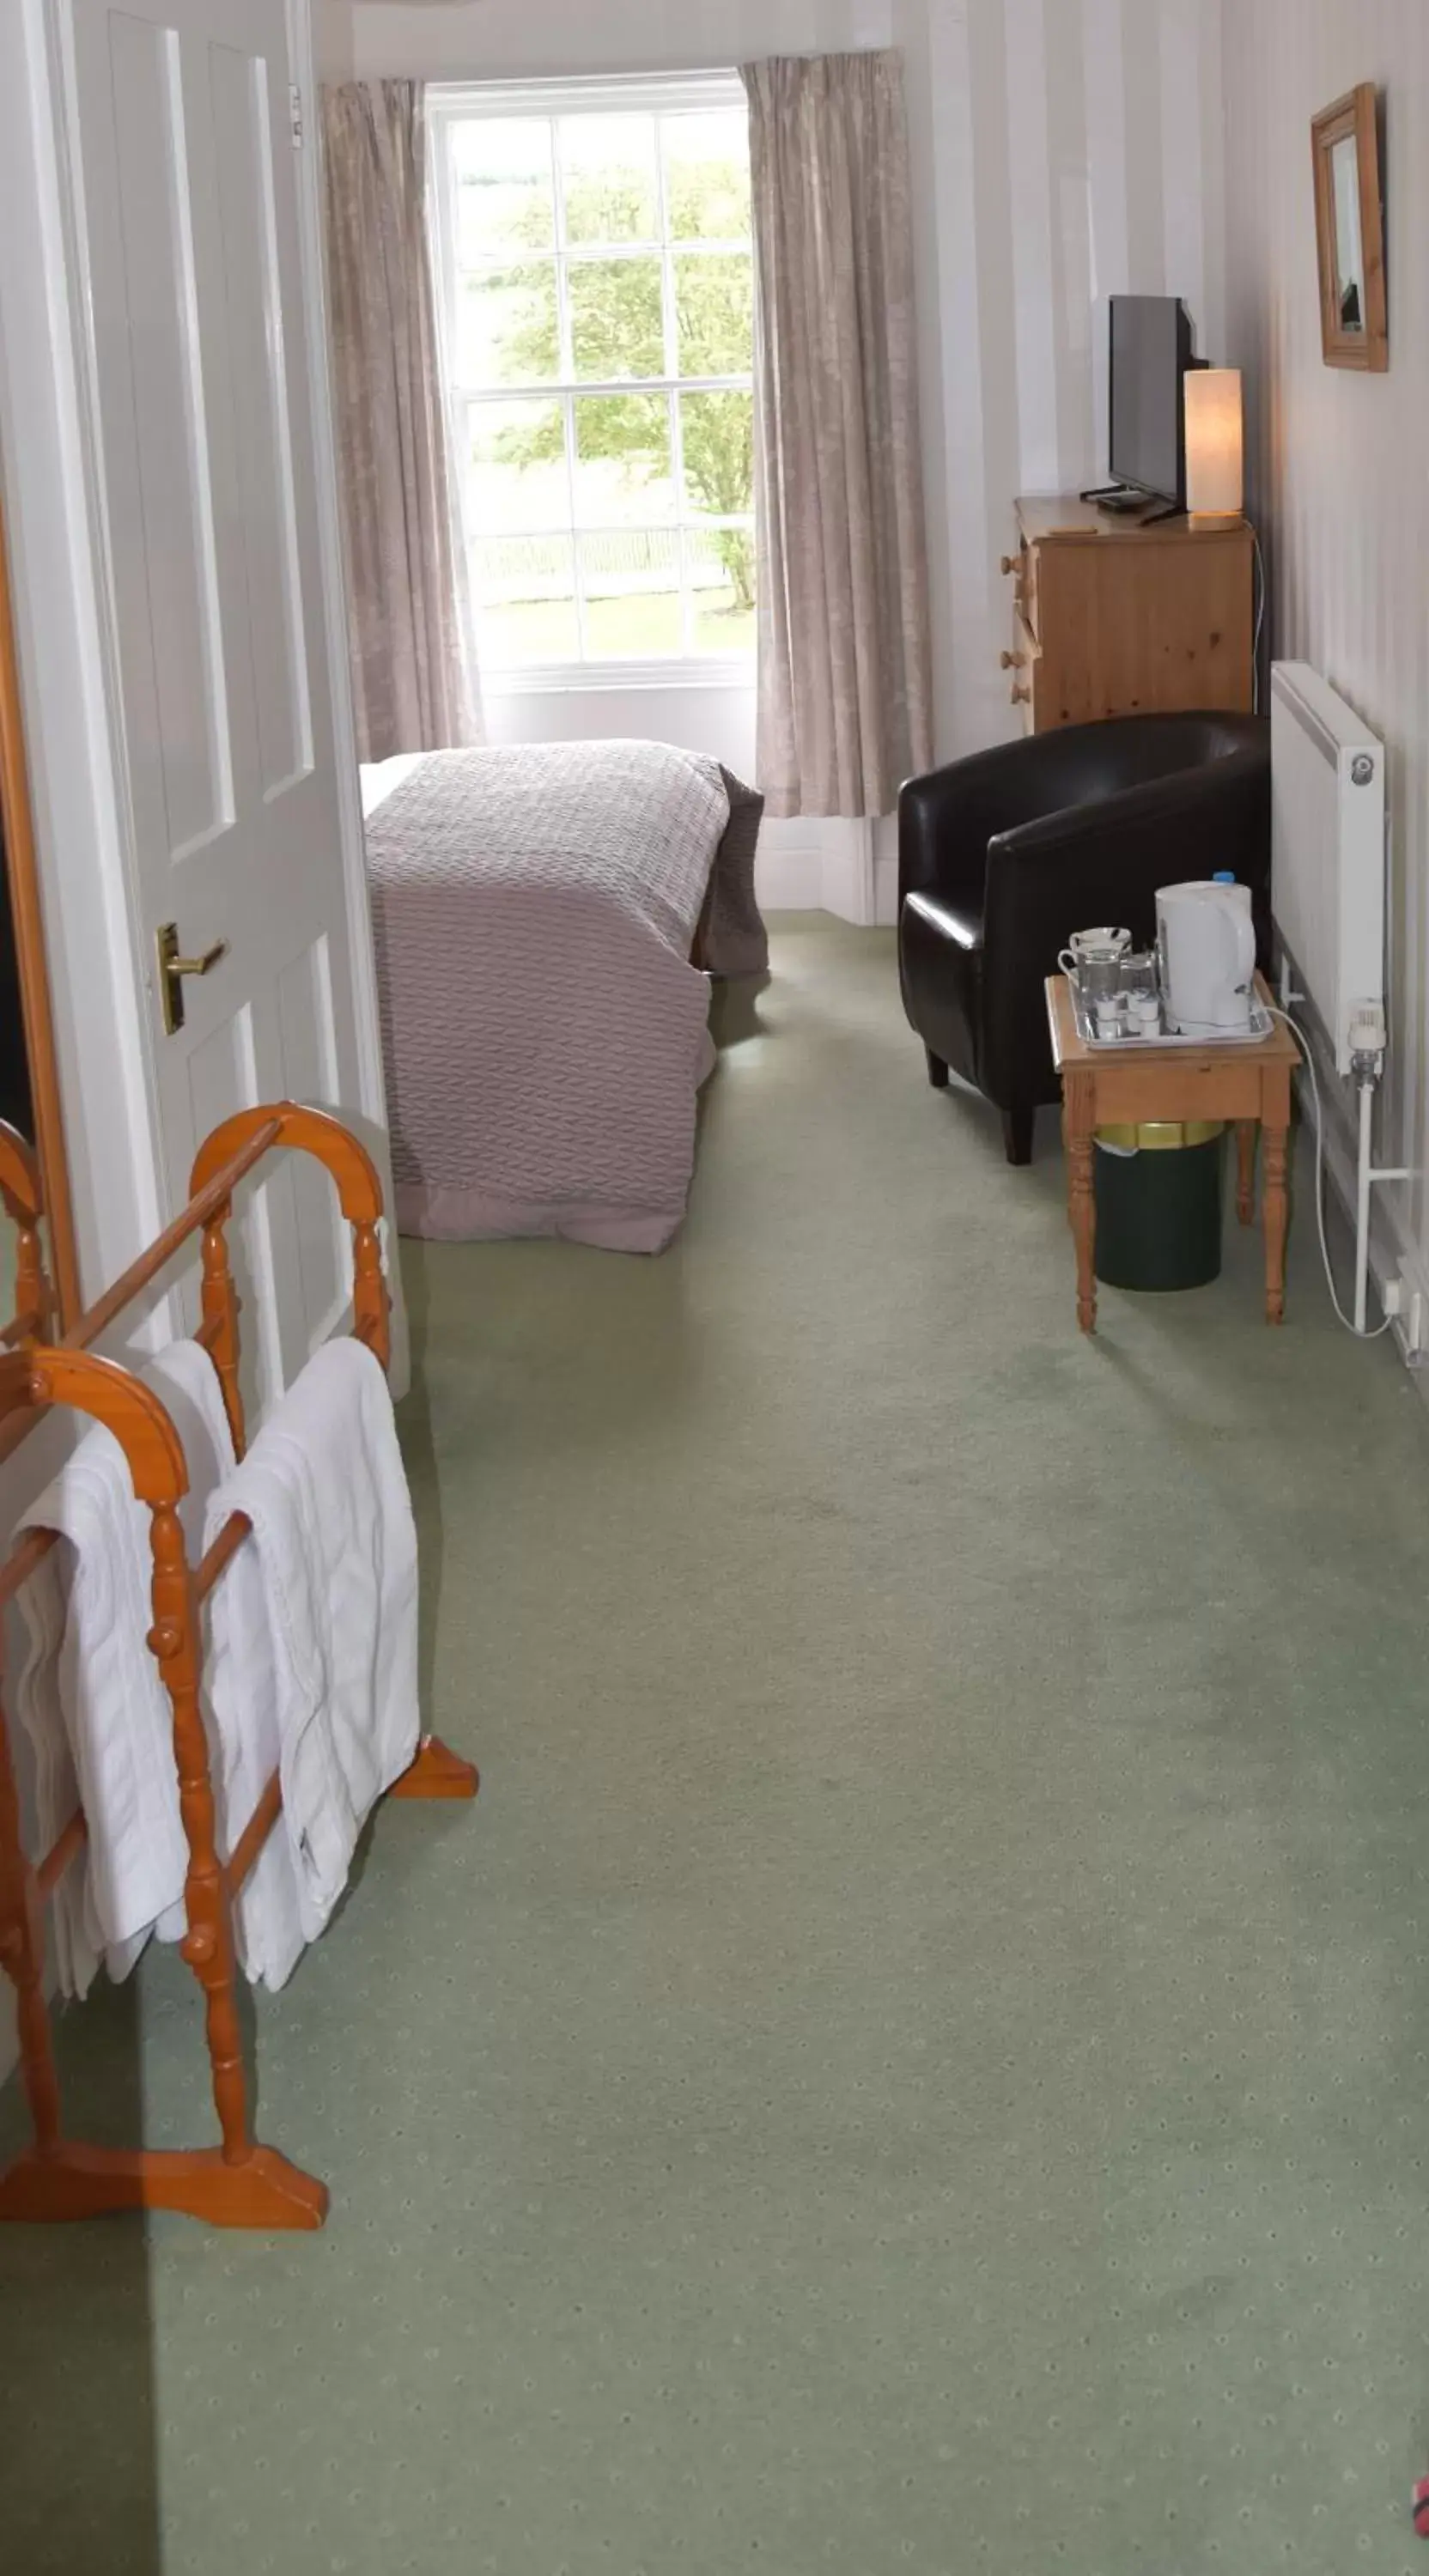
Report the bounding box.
[1002,1107,1035,1165]
[925,1048,950,1091]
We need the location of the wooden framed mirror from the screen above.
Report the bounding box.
[0,488,82,1332]
[1311,84,1388,373]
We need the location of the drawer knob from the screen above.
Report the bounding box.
[1000,554,1019,577]
[1000,650,1026,671]
[1011,684,1031,706]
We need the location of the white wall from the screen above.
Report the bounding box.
[897,0,1226,763]
[1221,0,1429,1334]
[349,0,892,82]
[313,0,356,79]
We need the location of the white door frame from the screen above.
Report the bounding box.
[285,0,409,1388]
[0,0,407,1389]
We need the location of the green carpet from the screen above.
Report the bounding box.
[5,915,1429,2574]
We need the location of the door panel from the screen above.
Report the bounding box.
[100,10,235,870]
[69,0,373,1399]
[182,999,279,1413]
[275,935,348,1384]
[208,39,313,801]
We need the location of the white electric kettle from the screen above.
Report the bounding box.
[1157,877,1256,1036]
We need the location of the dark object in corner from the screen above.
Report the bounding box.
[0,819,33,1140]
[897,712,1272,1164]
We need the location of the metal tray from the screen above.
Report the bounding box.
[1070,985,1275,1052]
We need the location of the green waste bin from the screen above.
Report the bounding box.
[1094,1121,1225,1292]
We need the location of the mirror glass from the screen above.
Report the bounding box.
[1330,132,1366,333]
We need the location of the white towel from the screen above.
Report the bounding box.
[203,1339,419,1990]
[12,1340,236,1996]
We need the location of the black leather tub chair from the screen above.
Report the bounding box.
[897,712,1272,1163]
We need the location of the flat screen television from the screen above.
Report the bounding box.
[1108,295,1195,508]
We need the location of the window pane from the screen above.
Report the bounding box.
[472,533,578,665]
[467,398,569,534]
[569,257,664,381]
[453,118,555,258]
[687,525,757,656]
[579,532,681,659]
[662,111,751,241]
[678,390,754,520]
[674,252,753,376]
[458,262,558,387]
[572,393,672,525]
[559,114,658,244]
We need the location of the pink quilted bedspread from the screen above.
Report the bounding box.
[363,740,766,1254]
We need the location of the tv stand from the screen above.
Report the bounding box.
[1079,482,1148,514]
[1000,495,1255,733]
[1078,483,1184,525]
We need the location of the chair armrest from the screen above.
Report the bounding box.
[898,731,1112,907]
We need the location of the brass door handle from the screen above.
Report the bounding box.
[156,921,228,1036]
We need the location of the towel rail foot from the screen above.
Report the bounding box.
[0,2140,329,2230]
[387,1734,479,1801]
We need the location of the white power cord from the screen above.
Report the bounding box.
[1250,530,1268,713]
[1265,1005,1393,1339]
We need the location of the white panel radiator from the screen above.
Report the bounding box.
[1270,662,1386,1074]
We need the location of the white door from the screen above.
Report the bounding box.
[64,0,389,1407]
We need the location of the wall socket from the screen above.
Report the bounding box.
[1383,1273,1429,1358]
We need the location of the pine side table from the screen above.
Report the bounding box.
[1045,973,1300,1335]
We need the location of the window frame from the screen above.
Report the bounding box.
[427,70,757,696]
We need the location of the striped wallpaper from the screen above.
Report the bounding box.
[897,0,1227,759]
[1223,0,1429,1309]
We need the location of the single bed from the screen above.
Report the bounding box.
[360,739,766,1254]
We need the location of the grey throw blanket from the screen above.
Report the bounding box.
[364,741,767,1252]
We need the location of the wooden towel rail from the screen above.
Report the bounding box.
[0,1103,476,2231]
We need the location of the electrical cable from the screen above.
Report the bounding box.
[1250,529,1268,713]
[1265,1004,1393,1338]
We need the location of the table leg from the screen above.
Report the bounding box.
[1262,1121,1289,1325]
[1235,1121,1257,1226]
[1065,1072,1098,1334]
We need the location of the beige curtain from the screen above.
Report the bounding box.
[742,52,933,818]
[321,82,478,762]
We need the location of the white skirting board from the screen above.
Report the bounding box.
[756,815,901,927]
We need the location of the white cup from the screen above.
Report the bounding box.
[1060,927,1132,975]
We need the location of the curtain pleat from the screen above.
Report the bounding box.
[742,52,933,818]
[320,82,479,762]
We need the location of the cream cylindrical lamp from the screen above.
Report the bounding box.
[1185,368,1244,522]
